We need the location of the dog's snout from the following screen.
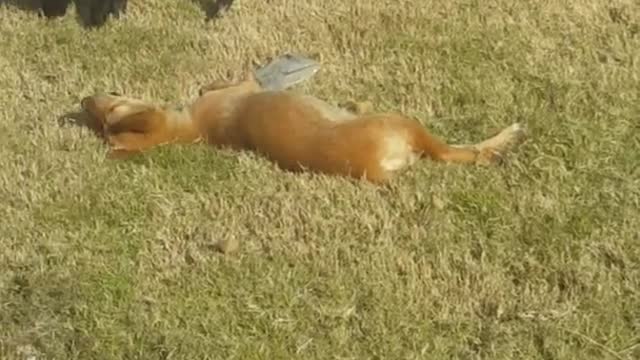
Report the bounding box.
[80,96,93,109]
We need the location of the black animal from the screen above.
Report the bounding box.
[1,0,235,28]
[41,0,125,27]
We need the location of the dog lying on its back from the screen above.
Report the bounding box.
[80,73,525,184]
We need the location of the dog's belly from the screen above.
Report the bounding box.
[231,92,421,181]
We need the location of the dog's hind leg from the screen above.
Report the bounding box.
[413,122,526,165]
[461,123,527,164]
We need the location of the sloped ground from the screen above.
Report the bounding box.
[0,0,638,359]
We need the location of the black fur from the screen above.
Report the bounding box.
[41,0,70,18]
[2,0,235,28]
[196,0,234,20]
[40,0,127,27]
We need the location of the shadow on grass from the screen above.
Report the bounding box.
[58,108,104,139]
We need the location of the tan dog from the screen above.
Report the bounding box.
[81,74,525,184]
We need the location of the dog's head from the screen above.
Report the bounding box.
[80,93,199,157]
[80,92,159,130]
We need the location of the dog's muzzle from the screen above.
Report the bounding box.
[80,96,93,109]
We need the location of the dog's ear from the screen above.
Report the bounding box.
[106,108,164,134]
[105,102,156,127]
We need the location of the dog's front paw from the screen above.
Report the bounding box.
[198,80,233,96]
[341,100,374,115]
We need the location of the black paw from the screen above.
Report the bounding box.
[206,0,235,20]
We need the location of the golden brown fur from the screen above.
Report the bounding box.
[81,73,525,183]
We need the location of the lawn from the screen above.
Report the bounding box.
[0,0,638,359]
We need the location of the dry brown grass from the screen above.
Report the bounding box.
[1,0,639,359]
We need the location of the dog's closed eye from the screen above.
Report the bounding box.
[109,91,122,96]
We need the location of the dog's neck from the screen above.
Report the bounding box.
[169,81,263,145]
[163,106,203,144]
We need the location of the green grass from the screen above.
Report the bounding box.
[1,0,639,359]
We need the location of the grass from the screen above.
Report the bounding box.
[0,0,639,358]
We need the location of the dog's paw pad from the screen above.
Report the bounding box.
[487,123,527,158]
[503,123,527,144]
[476,148,503,165]
[475,123,527,165]
[341,100,373,114]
